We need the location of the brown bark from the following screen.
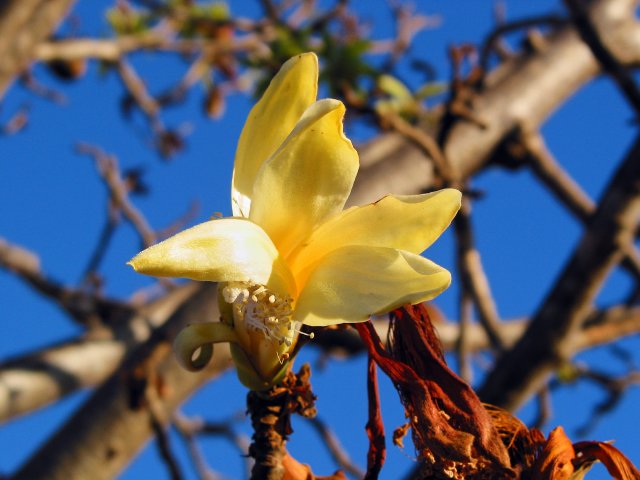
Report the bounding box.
[350,0,640,207]
[479,135,640,411]
[0,0,75,97]
[12,283,232,480]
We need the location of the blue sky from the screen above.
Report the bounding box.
[1,1,639,478]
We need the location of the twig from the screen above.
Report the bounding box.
[34,33,270,62]
[35,33,177,62]
[76,143,156,248]
[174,411,251,478]
[381,3,436,70]
[520,128,594,220]
[155,200,200,241]
[377,110,456,184]
[173,412,233,480]
[306,416,365,479]
[0,236,134,326]
[116,59,162,131]
[81,214,118,283]
[19,71,66,103]
[573,366,640,436]
[453,194,506,352]
[455,289,474,383]
[1,104,29,135]
[531,384,552,430]
[150,406,184,480]
[480,15,567,71]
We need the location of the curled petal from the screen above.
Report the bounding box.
[294,246,451,327]
[173,322,238,371]
[128,218,295,295]
[290,189,461,274]
[232,53,318,217]
[250,99,359,258]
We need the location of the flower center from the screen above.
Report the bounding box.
[222,282,311,350]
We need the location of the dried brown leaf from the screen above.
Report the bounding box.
[388,305,511,467]
[355,306,514,479]
[484,404,545,471]
[364,355,386,479]
[573,441,640,480]
[532,426,576,480]
[282,452,348,480]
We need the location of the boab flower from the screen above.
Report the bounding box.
[128,53,461,390]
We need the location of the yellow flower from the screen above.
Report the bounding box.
[128,53,461,390]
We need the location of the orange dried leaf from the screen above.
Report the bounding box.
[484,404,545,470]
[573,441,640,480]
[533,427,576,480]
[393,422,411,449]
[282,452,347,480]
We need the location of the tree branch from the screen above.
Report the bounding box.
[0,0,75,97]
[12,283,232,480]
[0,283,198,424]
[349,0,640,207]
[479,134,640,411]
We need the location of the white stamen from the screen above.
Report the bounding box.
[222,282,304,348]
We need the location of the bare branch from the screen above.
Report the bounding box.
[11,283,232,480]
[453,195,505,352]
[115,61,162,131]
[0,236,134,326]
[376,111,456,184]
[0,283,198,423]
[521,129,594,221]
[573,366,640,436]
[306,416,365,479]
[76,143,156,248]
[349,0,640,207]
[173,411,247,480]
[455,290,474,383]
[34,31,271,62]
[564,0,640,117]
[150,406,184,480]
[0,0,75,97]
[520,128,640,283]
[479,134,640,411]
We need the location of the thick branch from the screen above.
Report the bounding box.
[349,0,640,206]
[6,297,639,428]
[479,134,640,411]
[12,283,232,480]
[0,236,134,326]
[522,129,640,281]
[0,283,198,423]
[564,0,640,116]
[0,0,75,97]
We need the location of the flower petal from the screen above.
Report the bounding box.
[232,53,318,217]
[128,218,294,294]
[249,99,359,259]
[289,189,461,274]
[293,246,451,326]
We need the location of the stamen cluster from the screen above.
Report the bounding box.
[222,282,298,347]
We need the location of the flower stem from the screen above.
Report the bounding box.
[247,364,316,480]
